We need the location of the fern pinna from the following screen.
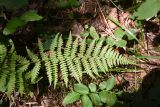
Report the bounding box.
[38,33,135,88]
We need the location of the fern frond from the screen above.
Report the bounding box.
[88,58,99,76]
[50,33,59,52]
[27,49,41,83]
[57,36,68,87]
[105,48,114,68]
[73,58,82,81]
[86,39,96,57]
[17,71,24,95]
[7,71,16,95]
[0,61,8,91]
[99,45,109,58]
[0,44,7,65]
[38,38,47,61]
[50,52,58,88]
[101,58,109,72]
[66,58,80,82]
[16,61,30,95]
[6,53,17,95]
[93,40,103,56]
[71,38,78,58]
[95,57,105,72]
[64,33,72,57]
[81,57,95,78]
[37,33,135,87]
[44,58,52,85]
[79,38,86,56]
[38,39,52,85]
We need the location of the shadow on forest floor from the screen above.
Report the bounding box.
[114,68,160,107]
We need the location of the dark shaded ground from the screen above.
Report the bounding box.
[113,68,160,107]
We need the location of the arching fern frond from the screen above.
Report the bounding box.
[0,44,7,65]
[7,53,16,95]
[64,32,72,57]
[0,40,41,95]
[0,60,8,92]
[57,36,68,87]
[38,38,52,85]
[38,34,135,88]
[26,49,41,83]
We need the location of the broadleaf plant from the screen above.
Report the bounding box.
[134,0,160,20]
[3,10,43,35]
[63,77,120,107]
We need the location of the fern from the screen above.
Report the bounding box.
[0,44,7,66]
[50,52,58,88]
[0,33,135,95]
[7,53,16,95]
[0,41,41,95]
[26,49,41,83]
[38,33,135,87]
[38,38,52,85]
[57,36,69,87]
[0,60,8,92]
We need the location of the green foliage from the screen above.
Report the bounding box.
[89,83,97,92]
[99,76,115,91]
[134,0,160,20]
[74,84,89,94]
[26,49,41,83]
[0,40,41,95]
[63,77,119,107]
[108,17,139,42]
[81,25,99,39]
[82,95,93,107]
[0,33,135,96]
[3,10,43,35]
[63,91,80,104]
[20,10,43,22]
[38,33,135,87]
[0,42,27,95]
[3,17,25,35]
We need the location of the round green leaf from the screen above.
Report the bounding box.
[99,81,107,90]
[63,91,80,105]
[82,95,93,107]
[99,77,116,91]
[74,84,89,94]
[89,83,97,92]
[115,40,127,47]
[105,92,117,107]
[89,93,101,105]
[105,76,116,91]
[99,90,108,103]
[114,28,125,40]
[20,10,43,22]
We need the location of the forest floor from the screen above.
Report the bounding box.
[1,0,160,107]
